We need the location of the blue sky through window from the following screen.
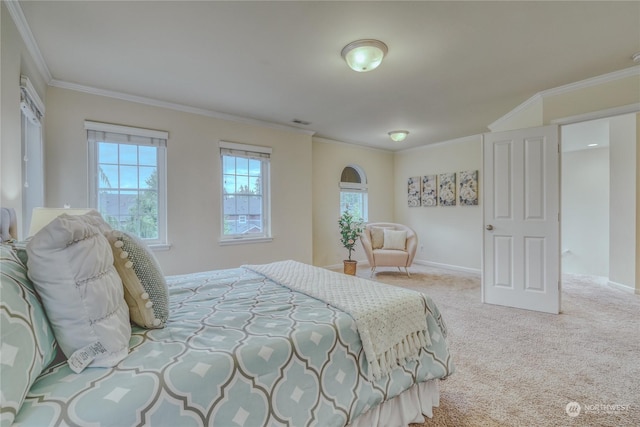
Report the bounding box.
[98,142,157,189]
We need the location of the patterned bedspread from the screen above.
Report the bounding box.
[15,267,454,427]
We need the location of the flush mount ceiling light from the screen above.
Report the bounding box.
[341,39,388,72]
[633,52,640,63]
[388,130,409,142]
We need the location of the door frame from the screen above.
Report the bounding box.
[480,103,640,307]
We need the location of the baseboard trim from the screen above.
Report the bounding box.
[323,260,482,276]
[607,280,636,294]
[413,260,481,276]
[323,263,343,270]
[323,260,369,271]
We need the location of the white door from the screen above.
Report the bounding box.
[482,125,560,314]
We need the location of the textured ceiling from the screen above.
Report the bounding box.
[16,0,640,151]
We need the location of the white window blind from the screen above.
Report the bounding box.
[20,76,45,237]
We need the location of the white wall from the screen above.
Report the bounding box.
[561,147,609,276]
[44,86,313,275]
[609,114,637,288]
[393,135,483,273]
[312,138,394,267]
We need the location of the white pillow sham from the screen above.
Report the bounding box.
[382,229,407,251]
[26,211,131,373]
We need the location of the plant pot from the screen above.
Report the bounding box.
[343,260,357,276]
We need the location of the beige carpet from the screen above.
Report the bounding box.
[349,265,639,427]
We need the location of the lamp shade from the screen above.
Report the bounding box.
[388,130,409,142]
[28,208,95,237]
[341,39,388,72]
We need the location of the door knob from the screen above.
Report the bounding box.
[485,224,494,231]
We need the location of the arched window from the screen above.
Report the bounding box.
[339,165,368,221]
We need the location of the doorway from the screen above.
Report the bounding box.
[561,118,610,278]
[560,113,637,291]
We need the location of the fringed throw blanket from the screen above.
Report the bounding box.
[244,260,431,379]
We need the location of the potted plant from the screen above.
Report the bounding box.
[338,210,365,275]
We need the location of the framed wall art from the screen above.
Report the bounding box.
[458,170,479,206]
[421,175,437,206]
[408,176,421,207]
[438,173,456,206]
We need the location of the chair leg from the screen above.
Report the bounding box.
[405,267,411,278]
[370,267,376,277]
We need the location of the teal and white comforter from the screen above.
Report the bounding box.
[15,267,454,426]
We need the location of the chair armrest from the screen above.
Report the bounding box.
[359,231,375,266]
[405,234,418,266]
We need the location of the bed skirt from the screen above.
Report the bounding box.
[348,379,440,427]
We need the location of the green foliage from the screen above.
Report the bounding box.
[338,209,364,261]
[98,169,159,239]
[123,170,158,239]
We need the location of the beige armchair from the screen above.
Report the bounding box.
[360,222,418,277]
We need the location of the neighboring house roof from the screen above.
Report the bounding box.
[98,193,138,218]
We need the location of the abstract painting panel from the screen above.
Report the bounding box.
[458,170,479,206]
[438,173,456,206]
[408,176,421,207]
[421,175,437,207]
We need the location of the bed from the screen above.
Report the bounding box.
[1,213,454,427]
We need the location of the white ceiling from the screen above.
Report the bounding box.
[15,1,640,151]
[561,118,610,152]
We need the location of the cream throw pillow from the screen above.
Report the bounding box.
[382,229,407,251]
[370,227,386,249]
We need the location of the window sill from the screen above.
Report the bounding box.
[148,243,172,251]
[219,237,273,246]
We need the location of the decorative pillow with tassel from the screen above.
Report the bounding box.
[106,230,169,329]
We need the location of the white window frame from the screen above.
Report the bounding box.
[86,121,169,248]
[219,141,272,244]
[339,165,368,222]
[20,76,45,238]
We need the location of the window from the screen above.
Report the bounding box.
[340,165,368,221]
[87,121,168,246]
[20,76,45,237]
[220,141,271,242]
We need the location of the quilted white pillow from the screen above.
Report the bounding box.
[26,211,131,373]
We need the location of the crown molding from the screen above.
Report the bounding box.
[50,79,316,137]
[550,103,640,125]
[489,65,640,131]
[539,65,640,98]
[397,133,482,154]
[5,0,52,83]
[312,136,393,154]
[487,93,542,132]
